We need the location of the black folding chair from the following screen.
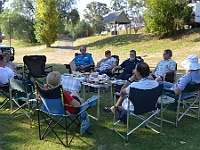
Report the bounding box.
[23,55,53,85]
[113,84,163,142]
[36,83,98,147]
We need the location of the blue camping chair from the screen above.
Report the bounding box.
[113,84,163,142]
[160,83,200,127]
[36,83,98,147]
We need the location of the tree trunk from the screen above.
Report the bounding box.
[46,43,51,47]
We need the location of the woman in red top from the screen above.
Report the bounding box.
[44,71,84,114]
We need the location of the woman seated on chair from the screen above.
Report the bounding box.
[43,71,85,114]
[0,54,14,86]
[161,54,200,99]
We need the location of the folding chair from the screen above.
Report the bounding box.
[23,55,53,85]
[161,83,200,127]
[36,83,98,147]
[163,63,177,83]
[113,84,163,142]
[0,84,10,109]
[9,78,36,127]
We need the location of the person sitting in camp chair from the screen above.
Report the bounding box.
[0,54,14,85]
[161,54,200,99]
[43,71,85,114]
[104,62,159,114]
[70,46,94,73]
[96,50,117,77]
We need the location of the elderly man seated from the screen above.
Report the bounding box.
[161,54,200,99]
[112,50,143,80]
[0,54,14,85]
[104,62,159,114]
[70,46,94,72]
[151,49,176,82]
[3,52,22,79]
[96,50,117,77]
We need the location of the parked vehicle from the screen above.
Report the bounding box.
[0,44,15,61]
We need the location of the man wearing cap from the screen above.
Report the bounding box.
[70,46,94,72]
[96,50,117,76]
[161,54,200,99]
[151,49,176,82]
[112,50,143,80]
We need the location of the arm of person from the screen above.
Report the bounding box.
[97,58,105,67]
[120,74,136,95]
[112,65,122,74]
[174,74,190,95]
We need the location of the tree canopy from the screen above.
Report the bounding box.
[83,2,109,34]
[144,0,193,36]
[34,0,59,47]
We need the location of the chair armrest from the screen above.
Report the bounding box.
[64,64,70,69]
[45,66,53,72]
[115,92,128,99]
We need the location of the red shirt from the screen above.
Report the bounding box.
[43,86,76,114]
[63,91,77,114]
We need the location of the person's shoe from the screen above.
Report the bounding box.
[103,107,114,115]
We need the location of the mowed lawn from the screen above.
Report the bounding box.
[0,29,200,150]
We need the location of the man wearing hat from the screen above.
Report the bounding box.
[96,50,117,76]
[162,54,200,99]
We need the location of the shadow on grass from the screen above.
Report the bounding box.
[75,34,154,49]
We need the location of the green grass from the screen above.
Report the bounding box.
[1,29,200,149]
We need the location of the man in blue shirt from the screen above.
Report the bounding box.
[112,50,143,80]
[70,46,94,72]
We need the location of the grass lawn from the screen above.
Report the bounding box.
[1,29,200,150]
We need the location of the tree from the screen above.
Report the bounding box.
[110,0,127,11]
[83,2,109,34]
[144,0,193,36]
[34,0,59,47]
[128,0,145,33]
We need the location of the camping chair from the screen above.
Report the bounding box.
[64,53,95,74]
[113,84,163,142]
[23,55,53,85]
[160,83,200,127]
[0,84,10,109]
[36,83,98,147]
[9,78,36,127]
[163,63,177,83]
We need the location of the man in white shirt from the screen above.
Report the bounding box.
[0,54,14,85]
[104,62,159,114]
[97,50,117,76]
[151,49,176,82]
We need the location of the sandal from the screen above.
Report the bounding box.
[103,107,114,115]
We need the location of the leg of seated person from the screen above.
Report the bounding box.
[70,61,77,72]
[71,91,84,104]
[110,96,124,113]
[117,72,126,80]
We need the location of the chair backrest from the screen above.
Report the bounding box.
[9,78,33,93]
[0,46,15,61]
[165,63,177,83]
[36,83,65,115]
[112,55,119,66]
[23,55,47,77]
[129,84,163,115]
[182,83,200,93]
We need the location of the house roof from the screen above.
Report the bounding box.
[102,11,131,24]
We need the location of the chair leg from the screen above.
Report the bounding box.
[176,101,181,127]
